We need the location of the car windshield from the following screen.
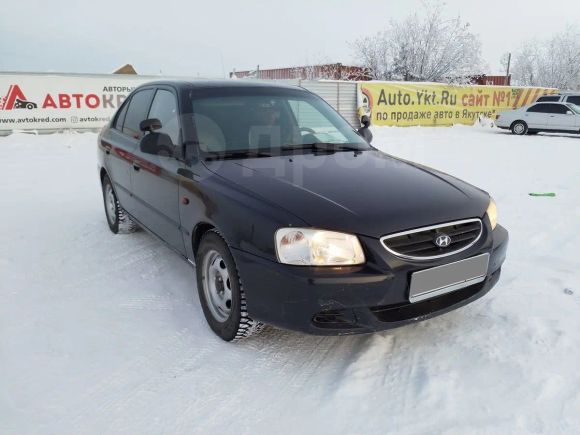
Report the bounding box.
[567,103,580,114]
[189,87,370,157]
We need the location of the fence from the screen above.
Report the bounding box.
[0,73,360,134]
[0,73,559,133]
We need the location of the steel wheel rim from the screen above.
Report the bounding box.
[514,123,525,134]
[201,249,232,322]
[105,184,117,223]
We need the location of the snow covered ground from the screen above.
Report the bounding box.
[1,126,579,434]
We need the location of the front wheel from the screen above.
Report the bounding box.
[511,121,528,135]
[196,231,263,341]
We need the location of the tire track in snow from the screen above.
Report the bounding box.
[62,327,216,433]
[167,331,348,434]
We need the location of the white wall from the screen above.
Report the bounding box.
[0,73,163,133]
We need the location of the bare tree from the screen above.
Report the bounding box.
[351,2,482,82]
[511,27,580,89]
[350,31,393,80]
[511,43,539,85]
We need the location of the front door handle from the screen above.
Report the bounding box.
[132,163,141,172]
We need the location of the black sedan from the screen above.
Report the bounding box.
[97,80,508,341]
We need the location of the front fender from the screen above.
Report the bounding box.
[179,165,308,262]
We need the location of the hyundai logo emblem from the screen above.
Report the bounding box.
[434,234,451,248]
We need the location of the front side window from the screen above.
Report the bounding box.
[148,89,180,145]
[547,104,568,114]
[122,89,155,139]
[566,96,580,106]
[189,88,368,155]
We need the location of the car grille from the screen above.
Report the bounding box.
[380,219,482,260]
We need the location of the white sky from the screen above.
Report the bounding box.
[1,0,578,77]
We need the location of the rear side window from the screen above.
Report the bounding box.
[565,96,580,105]
[122,89,155,139]
[148,89,180,145]
[527,103,552,113]
[114,100,129,130]
[536,95,560,103]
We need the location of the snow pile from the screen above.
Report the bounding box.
[1,127,579,434]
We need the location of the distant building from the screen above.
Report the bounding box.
[470,75,511,86]
[230,63,372,81]
[113,64,138,75]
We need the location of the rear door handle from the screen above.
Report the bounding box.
[132,163,141,171]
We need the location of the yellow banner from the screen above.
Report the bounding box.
[357,82,558,127]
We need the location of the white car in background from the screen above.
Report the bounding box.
[535,92,580,105]
[496,102,580,135]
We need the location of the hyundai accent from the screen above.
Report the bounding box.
[97,80,508,341]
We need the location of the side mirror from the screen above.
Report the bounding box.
[140,118,162,132]
[140,131,175,157]
[566,110,573,115]
[360,115,370,128]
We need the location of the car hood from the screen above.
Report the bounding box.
[203,150,490,238]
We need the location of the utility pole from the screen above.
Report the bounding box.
[505,52,512,85]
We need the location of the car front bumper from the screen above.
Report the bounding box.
[232,224,508,335]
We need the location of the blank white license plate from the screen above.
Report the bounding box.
[409,253,490,303]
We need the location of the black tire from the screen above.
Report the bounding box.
[101,174,138,234]
[511,120,528,135]
[196,230,263,341]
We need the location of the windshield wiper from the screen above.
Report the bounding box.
[205,150,272,161]
[280,142,366,153]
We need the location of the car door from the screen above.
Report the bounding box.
[546,103,577,131]
[130,87,186,255]
[101,89,155,215]
[524,103,550,129]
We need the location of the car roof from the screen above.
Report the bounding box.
[533,101,569,104]
[539,92,580,97]
[134,79,304,92]
[520,101,577,112]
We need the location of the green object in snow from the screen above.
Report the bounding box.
[529,192,556,197]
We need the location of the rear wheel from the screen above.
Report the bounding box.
[101,175,138,234]
[511,121,528,135]
[196,230,263,341]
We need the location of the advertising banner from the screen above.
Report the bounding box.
[0,73,167,132]
[357,82,558,127]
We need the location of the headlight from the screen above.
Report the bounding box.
[486,197,498,230]
[275,228,365,266]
